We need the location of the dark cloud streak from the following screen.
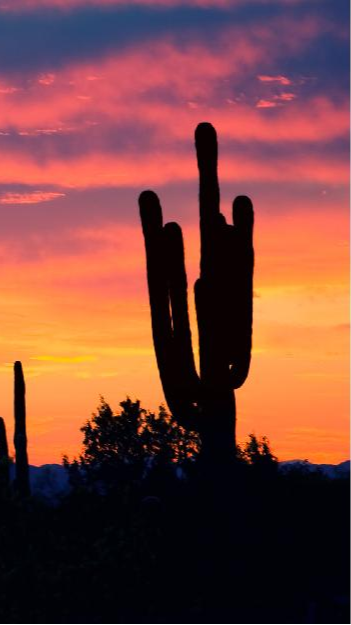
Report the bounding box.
[0,1,348,82]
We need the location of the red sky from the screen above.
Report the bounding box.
[0,0,348,465]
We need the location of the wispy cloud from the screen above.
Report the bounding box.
[0,0,320,11]
[274,92,296,101]
[0,19,346,191]
[285,427,347,443]
[0,150,347,188]
[37,73,56,86]
[30,355,97,363]
[256,92,297,107]
[0,191,65,204]
[256,99,277,108]
[0,86,20,94]
[257,74,292,85]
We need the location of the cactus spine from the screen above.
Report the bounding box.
[14,361,30,496]
[0,416,9,491]
[139,123,254,460]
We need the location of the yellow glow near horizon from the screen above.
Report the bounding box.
[0,205,348,466]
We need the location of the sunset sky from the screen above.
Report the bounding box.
[0,0,348,465]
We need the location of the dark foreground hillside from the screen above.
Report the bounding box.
[0,463,349,624]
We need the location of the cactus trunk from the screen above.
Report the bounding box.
[14,361,30,496]
[140,123,254,461]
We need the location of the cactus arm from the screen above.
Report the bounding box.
[163,222,200,397]
[139,192,200,428]
[139,191,175,405]
[14,361,30,497]
[229,195,254,388]
[163,222,201,428]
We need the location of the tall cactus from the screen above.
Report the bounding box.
[14,361,30,496]
[0,416,9,491]
[139,123,254,460]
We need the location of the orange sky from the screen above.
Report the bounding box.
[0,0,348,465]
[0,201,348,465]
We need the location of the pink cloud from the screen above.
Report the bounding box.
[256,100,278,108]
[0,18,345,190]
[37,73,56,86]
[0,86,20,94]
[257,74,292,85]
[0,149,347,188]
[0,191,65,204]
[274,92,296,101]
[0,0,320,11]
[1,93,346,143]
[0,29,271,128]
[0,20,346,145]
[256,93,297,107]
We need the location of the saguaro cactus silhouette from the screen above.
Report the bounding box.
[0,416,9,491]
[139,123,254,459]
[14,361,30,496]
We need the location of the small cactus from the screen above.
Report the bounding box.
[14,361,30,496]
[139,123,254,460]
[0,416,10,492]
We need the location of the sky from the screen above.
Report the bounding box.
[0,0,348,465]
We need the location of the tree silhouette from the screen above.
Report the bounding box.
[64,397,199,489]
[237,433,278,473]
